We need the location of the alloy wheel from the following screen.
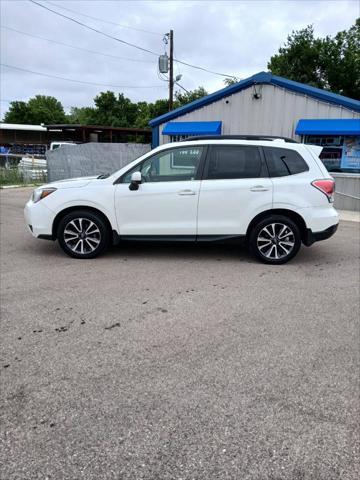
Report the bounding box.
[63,217,101,255]
[257,222,295,260]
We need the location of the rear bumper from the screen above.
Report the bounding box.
[304,223,339,246]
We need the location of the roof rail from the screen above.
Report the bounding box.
[181,135,298,143]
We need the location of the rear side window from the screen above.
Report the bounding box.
[264,147,309,177]
[206,146,262,179]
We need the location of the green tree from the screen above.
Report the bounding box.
[174,87,208,107]
[148,99,169,119]
[3,101,30,124]
[319,19,360,98]
[93,91,137,127]
[223,77,240,86]
[268,19,360,99]
[4,95,66,124]
[268,25,324,88]
[66,106,97,125]
[3,86,212,128]
[134,99,169,128]
[134,101,150,129]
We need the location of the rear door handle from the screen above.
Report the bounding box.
[178,189,196,196]
[250,185,269,192]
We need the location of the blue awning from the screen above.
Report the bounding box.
[296,118,360,136]
[162,121,222,136]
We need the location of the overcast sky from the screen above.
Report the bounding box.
[0,0,358,117]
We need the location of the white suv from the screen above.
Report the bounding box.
[24,136,339,264]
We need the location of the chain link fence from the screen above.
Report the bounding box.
[0,155,47,186]
[46,142,151,182]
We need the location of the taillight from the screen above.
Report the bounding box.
[311,179,335,203]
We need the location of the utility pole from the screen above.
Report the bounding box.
[169,29,174,111]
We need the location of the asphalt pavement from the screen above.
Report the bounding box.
[1,187,359,480]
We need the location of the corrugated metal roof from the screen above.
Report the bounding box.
[0,123,47,131]
[296,118,360,135]
[149,72,360,127]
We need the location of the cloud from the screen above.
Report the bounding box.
[0,0,358,116]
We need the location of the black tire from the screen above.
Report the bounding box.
[249,215,301,264]
[57,210,109,259]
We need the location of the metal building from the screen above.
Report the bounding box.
[149,71,360,210]
[149,71,360,149]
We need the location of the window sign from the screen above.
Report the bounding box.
[340,137,360,170]
[121,147,203,183]
[171,148,203,169]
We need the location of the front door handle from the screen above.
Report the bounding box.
[178,190,196,196]
[250,185,269,192]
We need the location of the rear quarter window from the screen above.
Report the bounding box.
[264,147,309,177]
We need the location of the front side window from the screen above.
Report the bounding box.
[121,146,203,183]
[206,146,262,180]
[264,147,309,177]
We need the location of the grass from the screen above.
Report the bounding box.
[0,167,47,187]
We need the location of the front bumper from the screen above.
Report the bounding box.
[304,223,339,246]
[24,199,55,238]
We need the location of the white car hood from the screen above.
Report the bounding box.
[43,176,98,189]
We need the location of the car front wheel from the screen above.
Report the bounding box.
[57,210,109,259]
[249,215,301,264]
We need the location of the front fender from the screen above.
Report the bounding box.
[43,184,118,232]
[54,200,116,226]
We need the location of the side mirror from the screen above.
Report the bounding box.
[129,171,142,191]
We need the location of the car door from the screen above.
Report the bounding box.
[197,144,273,237]
[114,145,206,238]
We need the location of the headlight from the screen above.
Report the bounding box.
[32,188,57,203]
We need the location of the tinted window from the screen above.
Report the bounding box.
[206,146,262,180]
[264,147,309,177]
[121,147,203,183]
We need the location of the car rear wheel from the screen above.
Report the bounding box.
[57,210,109,259]
[249,215,301,264]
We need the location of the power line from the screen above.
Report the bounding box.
[176,83,191,94]
[29,0,237,79]
[174,58,237,79]
[29,0,160,57]
[45,0,162,36]
[1,63,166,89]
[1,25,154,64]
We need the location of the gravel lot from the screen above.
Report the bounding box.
[1,187,359,480]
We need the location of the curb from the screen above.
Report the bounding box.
[0,184,38,189]
[338,210,360,223]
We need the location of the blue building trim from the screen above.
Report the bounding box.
[162,121,222,136]
[296,118,360,136]
[149,71,360,127]
[151,125,159,148]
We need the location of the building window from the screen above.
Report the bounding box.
[304,135,343,147]
[170,134,192,142]
[304,135,360,173]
